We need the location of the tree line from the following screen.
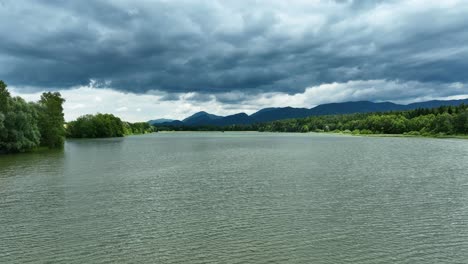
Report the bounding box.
[0,80,66,153]
[156,104,468,136]
[255,104,468,135]
[66,114,154,138]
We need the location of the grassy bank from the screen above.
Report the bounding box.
[321,130,468,139]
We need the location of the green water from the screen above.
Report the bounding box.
[1,132,467,263]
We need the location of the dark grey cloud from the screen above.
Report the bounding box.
[1,0,468,100]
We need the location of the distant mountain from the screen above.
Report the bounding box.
[148,118,175,125]
[159,120,185,126]
[214,113,251,126]
[250,107,312,123]
[150,98,468,127]
[404,99,468,109]
[309,101,400,115]
[182,111,222,125]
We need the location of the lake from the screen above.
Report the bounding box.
[1,132,467,263]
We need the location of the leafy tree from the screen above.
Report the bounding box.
[0,96,41,153]
[66,114,155,138]
[0,80,10,112]
[432,113,453,134]
[1,81,40,153]
[454,108,468,134]
[36,92,66,148]
[67,113,125,138]
[0,80,68,153]
[127,122,154,135]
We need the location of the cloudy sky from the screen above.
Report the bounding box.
[1,0,468,121]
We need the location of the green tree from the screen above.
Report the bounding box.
[0,97,41,153]
[454,109,468,134]
[0,80,8,141]
[432,113,453,134]
[0,81,40,153]
[67,113,125,138]
[36,92,66,148]
[0,80,10,112]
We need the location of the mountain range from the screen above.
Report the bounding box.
[149,99,468,127]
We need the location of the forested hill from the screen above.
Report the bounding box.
[152,99,468,127]
[255,104,468,135]
[161,104,468,137]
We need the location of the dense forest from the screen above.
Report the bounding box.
[255,104,468,135]
[156,104,468,136]
[0,80,66,153]
[66,114,154,138]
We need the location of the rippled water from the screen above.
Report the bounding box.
[1,132,467,263]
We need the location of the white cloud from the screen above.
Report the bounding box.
[247,80,468,107]
[9,80,468,122]
[116,106,128,112]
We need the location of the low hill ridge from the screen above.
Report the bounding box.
[150,98,468,127]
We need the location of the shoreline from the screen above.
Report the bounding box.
[0,146,63,156]
[317,131,468,140]
[154,130,468,139]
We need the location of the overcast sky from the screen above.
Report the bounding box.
[2,0,468,121]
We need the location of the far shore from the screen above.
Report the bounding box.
[153,130,468,139]
[316,131,468,140]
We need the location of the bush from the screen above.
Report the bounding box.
[360,129,373,135]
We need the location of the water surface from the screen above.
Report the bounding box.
[1,132,467,263]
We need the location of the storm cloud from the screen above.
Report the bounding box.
[2,0,468,119]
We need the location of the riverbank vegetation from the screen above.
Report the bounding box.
[66,113,154,138]
[0,80,66,153]
[0,80,154,154]
[255,104,468,136]
[156,104,468,137]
